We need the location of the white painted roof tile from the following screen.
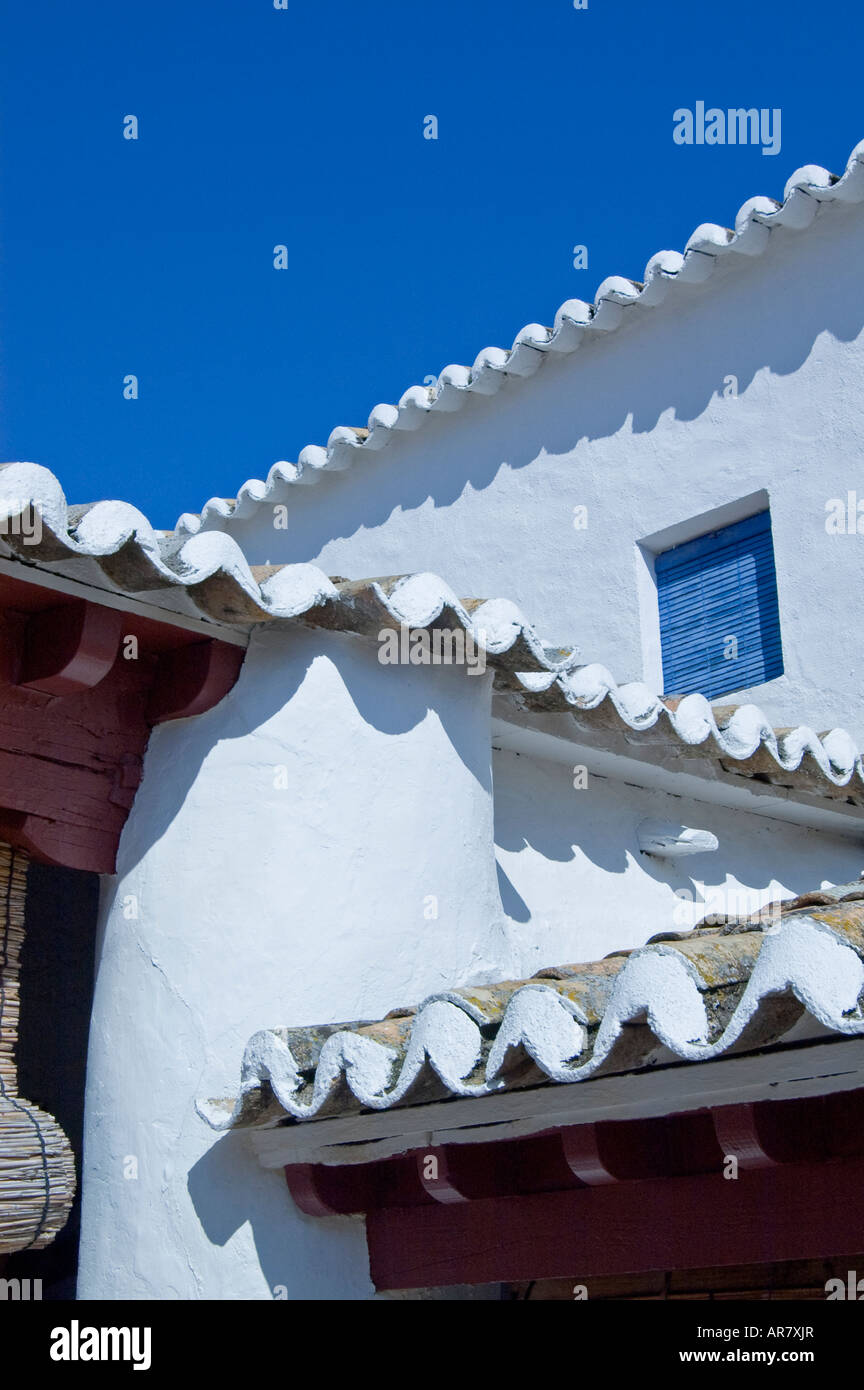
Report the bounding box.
[172,139,864,536]
[1,459,863,806]
[199,889,864,1127]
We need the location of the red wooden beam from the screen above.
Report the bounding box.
[0,586,245,870]
[712,1099,828,1169]
[146,642,244,724]
[560,1113,723,1183]
[414,1143,531,1204]
[280,1099,848,1227]
[279,1096,864,1292]
[284,1166,344,1218]
[284,1164,380,1218]
[712,1103,779,1169]
[366,1156,864,1291]
[561,1124,619,1185]
[284,1135,586,1219]
[0,743,134,824]
[415,1147,470,1204]
[0,809,118,874]
[19,600,123,695]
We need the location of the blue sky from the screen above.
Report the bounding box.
[0,0,860,529]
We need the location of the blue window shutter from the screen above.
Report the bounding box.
[655,511,783,699]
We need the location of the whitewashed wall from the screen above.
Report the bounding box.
[78,625,512,1301]
[78,616,864,1299]
[79,201,864,1298]
[493,748,864,977]
[225,203,864,742]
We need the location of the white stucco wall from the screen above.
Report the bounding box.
[78,616,864,1299]
[493,748,864,977]
[224,202,864,742]
[78,624,512,1301]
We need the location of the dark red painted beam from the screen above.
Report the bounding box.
[0,809,119,874]
[0,586,246,872]
[414,1134,586,1203]
[366,1156,864,1291]
[282,1094,864,1219]
[282,1094,864,1291]
[19,600,124,695]
[285,1164,384,1218]
[147,641,245,724]
[284,1134,589,1219]
[712,1099,828,1169]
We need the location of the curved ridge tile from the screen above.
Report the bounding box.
[175,137,864,537]
[295,574,581,675]
[0,459,338,621]
[201,908,864,1129]
[485,984,591,1082]
[1,461,862,798]
[516,666,864,792]
[0,474,577,669]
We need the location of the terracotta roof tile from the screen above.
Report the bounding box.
[2,460,863,807]
[199,886,864,1130]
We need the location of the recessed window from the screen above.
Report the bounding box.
[655,510,783,700]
